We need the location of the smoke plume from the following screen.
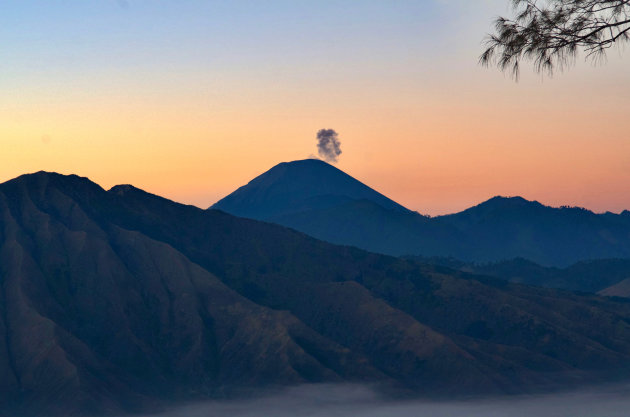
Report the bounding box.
[316,129,342,163]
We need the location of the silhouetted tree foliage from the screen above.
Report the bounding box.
[480,0,630,78]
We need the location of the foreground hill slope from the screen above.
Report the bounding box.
[212,160,630,266]
[2,172,630,415]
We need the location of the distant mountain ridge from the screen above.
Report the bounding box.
[213,160,630,267]
[3,171,630,415]
[409,256,630,296]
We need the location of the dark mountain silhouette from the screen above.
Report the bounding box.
[3,171,630,415]
[410,257,630,295]
[213,159,410,220]
[434,197,630,266]
[213,160,630,267]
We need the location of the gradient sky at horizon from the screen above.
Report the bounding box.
[2,0,629,215]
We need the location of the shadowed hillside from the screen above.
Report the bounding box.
[2,172,630,415]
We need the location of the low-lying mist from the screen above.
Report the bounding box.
[136,383,630,417]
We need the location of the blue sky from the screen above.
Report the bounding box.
[2,1,629,215]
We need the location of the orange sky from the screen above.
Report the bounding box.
[2,1,629,215]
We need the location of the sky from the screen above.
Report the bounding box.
[1,0,629,215]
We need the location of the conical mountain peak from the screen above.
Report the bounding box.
[211,159,410,220]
